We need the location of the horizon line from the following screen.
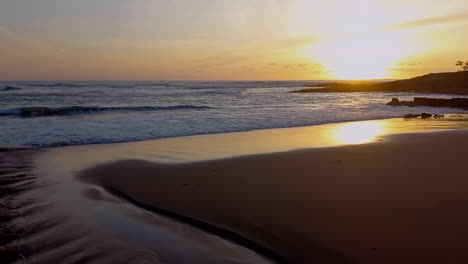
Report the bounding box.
[0,78,400,82]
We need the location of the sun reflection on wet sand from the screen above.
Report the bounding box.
[45,114,468,166]
[332,121,386,144]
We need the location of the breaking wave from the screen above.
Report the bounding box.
[27,83,89,88]
[0,105,212,118]
[0,85,21,91]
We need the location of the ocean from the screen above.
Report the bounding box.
[1,81,465,148]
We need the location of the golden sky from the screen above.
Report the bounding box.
[1,0,468,80]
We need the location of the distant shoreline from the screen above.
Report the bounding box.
[293,71,468,94]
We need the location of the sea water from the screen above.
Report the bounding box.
[1,81,466,148]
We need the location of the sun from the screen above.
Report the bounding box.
[296,0,418,80]
[310,32,412,80]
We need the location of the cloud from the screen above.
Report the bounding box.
[264,62,326,75]
[192,55,251,69]
[384,13,468,31]
[190,36,321,70]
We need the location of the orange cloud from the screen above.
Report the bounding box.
[384,13,468,31]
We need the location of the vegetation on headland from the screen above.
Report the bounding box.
[456,60,468,71]
[292,71,468,94]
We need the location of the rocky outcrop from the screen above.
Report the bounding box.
[421,113,432,119]
[387,97,468,110]
[387,98,401,106]
[403,113,436,119]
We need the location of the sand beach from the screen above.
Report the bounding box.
[3,115,467,263]
[78,129,468,263]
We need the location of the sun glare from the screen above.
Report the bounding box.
[310,32,413,80]
[333,121,384,144]
[298,0,419,80]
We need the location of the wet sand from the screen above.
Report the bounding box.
[80,130,468,264]
[4,115,468,263]
[0,150,135,264]
[0,150,36,263]
[2,154,278,264]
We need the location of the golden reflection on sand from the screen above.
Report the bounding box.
[41,114,468,167]
[332,121,386,144]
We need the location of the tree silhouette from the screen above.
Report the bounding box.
[456,60,468,71]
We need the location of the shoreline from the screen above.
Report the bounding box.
[78,129,468,263]
[293,71,468,95]
[4,115,468,263]
[0,116,421,150]
[4,111,468,150]
[32,114,468,166]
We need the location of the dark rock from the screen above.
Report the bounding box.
[421,113,432,119]
[387,98,401,106]
[387,97,468,110]
[404,113,443,119]
[403,113,419,119]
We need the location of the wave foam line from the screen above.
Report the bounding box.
[0,105,212,118]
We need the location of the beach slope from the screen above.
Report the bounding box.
[80,130,468,264]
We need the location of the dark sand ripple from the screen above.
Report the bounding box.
[1,149,277,264]
[0,150,35,263]
[0,151,163,264]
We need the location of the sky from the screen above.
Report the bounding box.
[1,0,468,81]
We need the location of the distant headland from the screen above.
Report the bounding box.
[292,71,468,94]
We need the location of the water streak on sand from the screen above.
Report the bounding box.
[0,148,278,264]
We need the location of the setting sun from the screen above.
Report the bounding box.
[1,0,468,81]
[309,32,415,80]
[299,0,423,80]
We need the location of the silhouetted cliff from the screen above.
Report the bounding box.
[292,71,468,94]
